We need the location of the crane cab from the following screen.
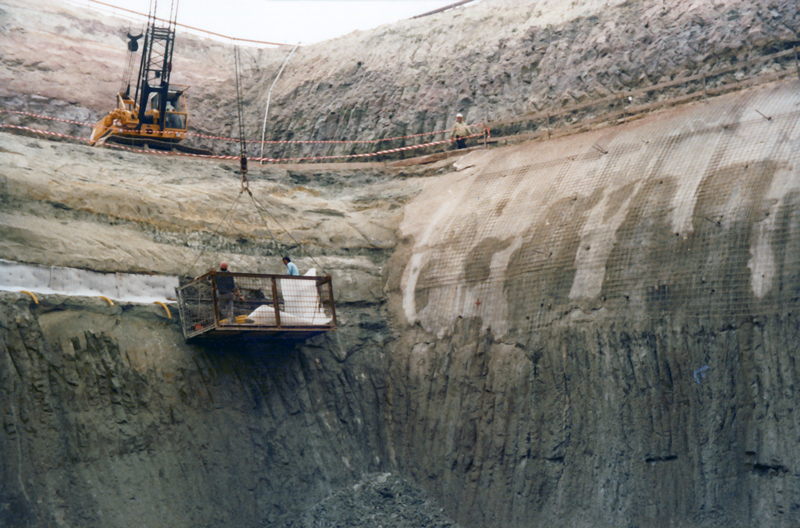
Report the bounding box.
[90,85,190,147]
[141,86,188,133]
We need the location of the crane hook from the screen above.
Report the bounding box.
[240,155,250,194]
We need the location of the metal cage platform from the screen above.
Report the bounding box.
[175,270,337,342]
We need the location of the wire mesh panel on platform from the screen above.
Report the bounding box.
[175,275,216,339]
[175,272,336,341]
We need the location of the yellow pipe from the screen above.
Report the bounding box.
[20,290,39,304]
[98,296,115,306]
[153,301,171,318]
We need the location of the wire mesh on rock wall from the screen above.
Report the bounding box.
[409,80,800,335]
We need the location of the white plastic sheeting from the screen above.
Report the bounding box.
[0,259,179,303]
[247,269,332,326]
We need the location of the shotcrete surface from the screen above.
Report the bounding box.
[385,81,800,527]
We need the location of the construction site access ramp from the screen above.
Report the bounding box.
[175,270,337,342]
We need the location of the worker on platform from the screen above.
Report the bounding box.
[283,256,299,276]
[451,113,471,149]
[215,261,244,323]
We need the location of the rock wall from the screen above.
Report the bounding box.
[0,129,414,277]
[0,294,393,527]
[254,0,800,158]
[7,80,800,527]
[0,108,451,527]
[3,1,800,527]
[384,81,800,527]
[2,0,799,158]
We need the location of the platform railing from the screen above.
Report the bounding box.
[175,270,336,341]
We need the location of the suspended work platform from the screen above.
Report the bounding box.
[175,270,337,342]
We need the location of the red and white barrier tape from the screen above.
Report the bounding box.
[0,123,490,162]
[0,124,91,142]
[253,131,488,162]
[186,128,457,144]
[0,109,94,127]
[1,107,487,146]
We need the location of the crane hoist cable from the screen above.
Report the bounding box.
[233,43,327,275]
[182,45,266,278]
[185,192,243,276]
[184,43,328,277]
[234,44,248,192]
[233,42,280,249]
[248,193,327,273]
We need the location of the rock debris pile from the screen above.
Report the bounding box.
[280,473,463,528]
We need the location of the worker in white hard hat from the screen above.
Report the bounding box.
[451,112,471,149]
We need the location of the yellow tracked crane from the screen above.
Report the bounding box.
[90,0,210,155]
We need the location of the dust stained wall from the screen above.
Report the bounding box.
[387,80,800,527]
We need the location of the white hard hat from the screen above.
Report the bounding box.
[456,113,463,117]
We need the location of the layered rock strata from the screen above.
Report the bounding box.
[2,0,798,158]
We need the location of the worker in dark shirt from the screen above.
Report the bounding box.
[215,261,243,323]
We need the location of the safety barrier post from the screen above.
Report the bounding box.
[796,46,799,81]
[210,274,220,327]
[703,74,708,102]
[271,277,281,328]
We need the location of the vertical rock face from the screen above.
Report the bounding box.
[7,76,800,527]
[3,1,800,526]
[0,297,393,527]
[235,0,800,158]
[385,82,800,527]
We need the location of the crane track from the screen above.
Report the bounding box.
[101,134,214,156]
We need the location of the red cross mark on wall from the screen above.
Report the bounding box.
[475,299,481,308]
